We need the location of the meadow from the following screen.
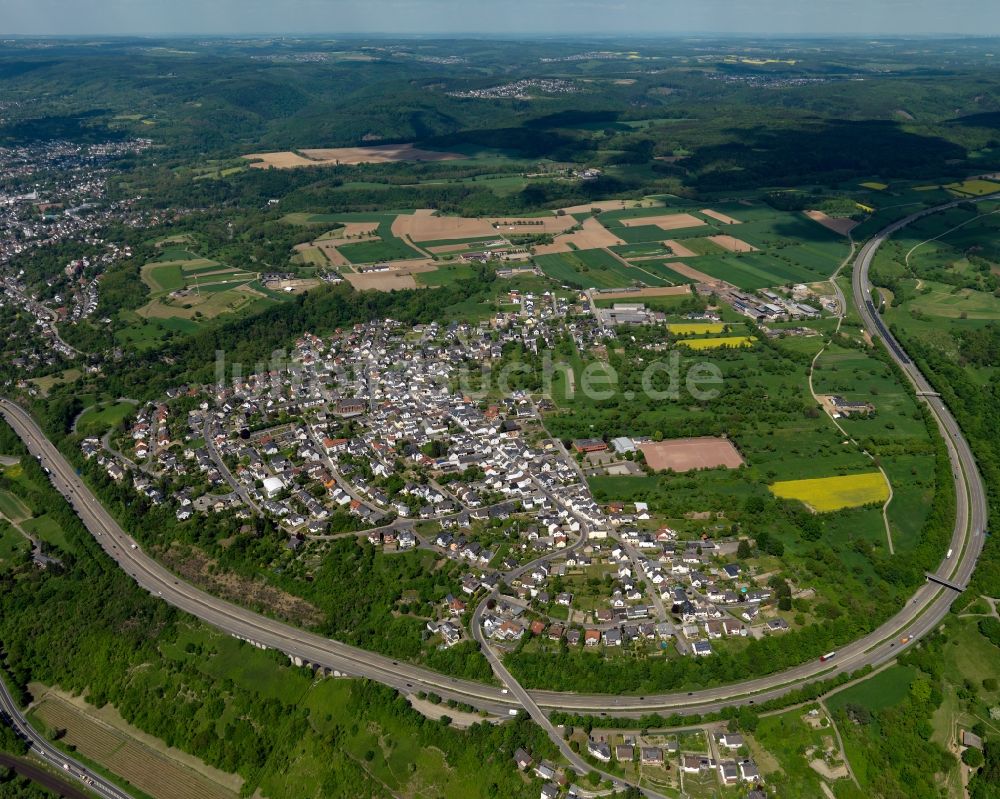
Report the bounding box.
[75,400,138,437]
[825,665,917,715]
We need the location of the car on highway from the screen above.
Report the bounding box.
[819,651,837,662]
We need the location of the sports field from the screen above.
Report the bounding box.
[638,437,744,472]
[770,472,890,512]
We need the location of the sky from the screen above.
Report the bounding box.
[3,0,1000,36]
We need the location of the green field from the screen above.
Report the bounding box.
[337,218,423,264]
[338,236,423,264]
[0,521,29,573]
[826,666,917,715]
[623,259,697,285]
[905,281,1000,320]
[75,401,137,436]
[593,291,698,312]
[21,514,73,553]
[608,243,674,259]
[689,253,827,289]
[415,263,478,286]
[0,489,31,521]
[536,248,663,288]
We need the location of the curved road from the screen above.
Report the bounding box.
[0,197,991,726]
[0,676,133,799]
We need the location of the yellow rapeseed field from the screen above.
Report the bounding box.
[946,179,1000,197]
[770,472,890,512]
[679,335,755,350]
[668,323,726,335]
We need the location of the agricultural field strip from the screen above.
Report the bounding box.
[32,698,237,799]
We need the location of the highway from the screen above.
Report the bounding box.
[0,196,990,729]
[0,674,134,799]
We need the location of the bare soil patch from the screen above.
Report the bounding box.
[392,212,496,242]
[810,758,849,780]
[299,143,464,165]
[158,544,324,628]
[804,210,859,236]
[663,239,698,258]
[245,144,463,169]
[638,437,744,472]
[620,213,706,231]
[243,151,316,169]
[661,260,724,284]
[314,240,350,266]
[345,272,418,291]
[393,212,573,242]
[428,242,470,254]
[532,217,624,254]
[706,234,758,253]
[701,209,742,225]
[407,695,497,728]
[593,286,691,300]
[557,199,644,214]
[566,216,625,248]
[491,216,576,235]
[340,221,380,237]
[344,260,437,292]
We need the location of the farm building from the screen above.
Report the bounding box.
[572,438,608,454]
